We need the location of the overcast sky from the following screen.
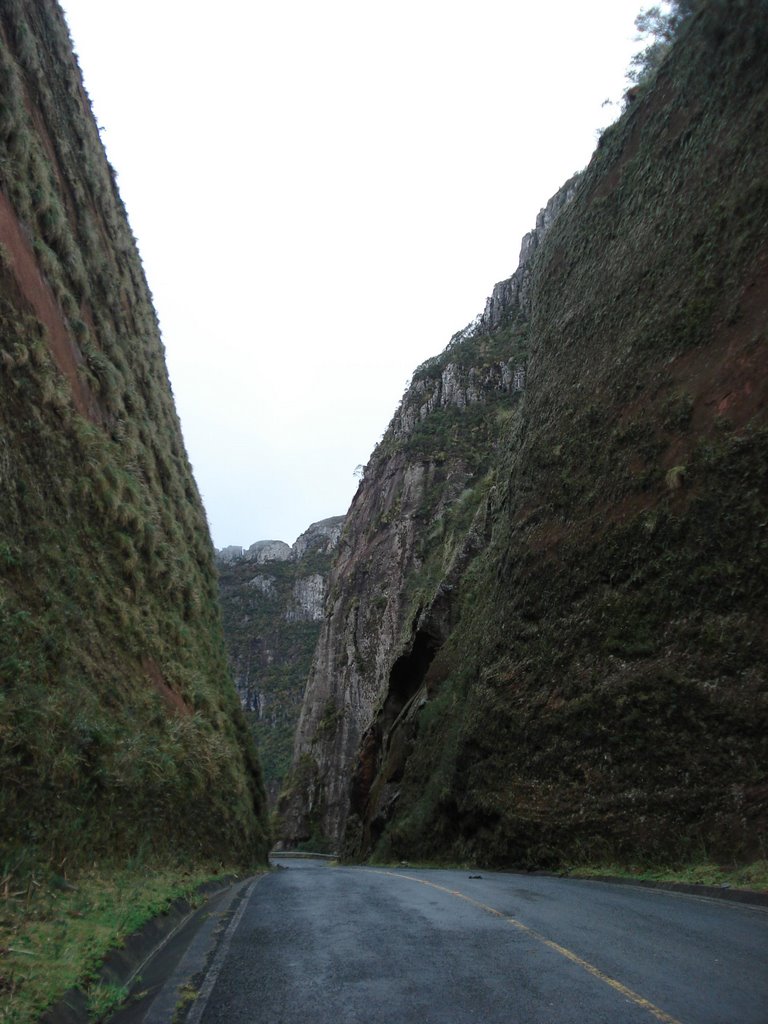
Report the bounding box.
[60,0,644,549]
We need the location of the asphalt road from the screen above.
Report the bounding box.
[164,858,768,1024]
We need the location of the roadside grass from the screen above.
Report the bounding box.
[0,863,250,1024]
[565,859,768,893]
[172,982,199,1023]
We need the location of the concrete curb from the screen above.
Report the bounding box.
[390,863,768,910]
[39,875,248,1024]
[561,872,768,909]
[270,850,337,861]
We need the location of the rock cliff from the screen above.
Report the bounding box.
[278,171,578,851]
[281,1,768,867]
[0,0,268,870]
[216,517,345,803]
[278,172,581,850]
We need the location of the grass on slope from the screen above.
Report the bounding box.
[0,0,268,870]
[370,0,768,872]
[0,861,256,1024]
[566,859,768,893]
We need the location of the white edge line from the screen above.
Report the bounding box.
[185,875,264,1024]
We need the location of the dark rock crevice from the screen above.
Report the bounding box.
[347,625,444,856]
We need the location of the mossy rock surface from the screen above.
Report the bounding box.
[0,0,268,871]
[285,1,768,870]
[376,1,768,869]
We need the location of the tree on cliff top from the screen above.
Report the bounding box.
[629,0,700,83]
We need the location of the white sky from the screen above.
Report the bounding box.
[59,0,643,549]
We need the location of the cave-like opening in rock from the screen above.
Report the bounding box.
[380,628,441,734]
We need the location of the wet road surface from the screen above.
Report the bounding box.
[172,858,768,1024]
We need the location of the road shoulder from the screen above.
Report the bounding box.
[40,875,260,1024]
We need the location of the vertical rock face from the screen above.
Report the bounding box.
[216,516,345,803]
[286,574,327,623]
[281,2,768,867]
[477,174,581,333]
[0,1,269,868]
[277,176,579,851]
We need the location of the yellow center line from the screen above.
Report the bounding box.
[372,870,684,1024]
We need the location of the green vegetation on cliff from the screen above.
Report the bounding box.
[0,0,268,882]
[217,519,344,803]
[371,0,768,869]
[284,0,767,873]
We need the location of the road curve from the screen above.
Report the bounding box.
[181,859,768,1024]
